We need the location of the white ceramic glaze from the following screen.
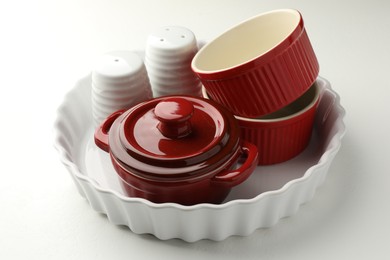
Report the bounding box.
[145,26,202,97]
[54,75,345,242]
[92,51,152,126]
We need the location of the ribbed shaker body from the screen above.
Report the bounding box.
[92,51,152,126]
[145,26,201,97]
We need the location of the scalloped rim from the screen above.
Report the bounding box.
[54,75,346,240]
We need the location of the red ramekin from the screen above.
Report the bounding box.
[192,9,319,118]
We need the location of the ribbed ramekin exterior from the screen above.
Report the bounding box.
[200,28,319,118]
[237,100,318,165]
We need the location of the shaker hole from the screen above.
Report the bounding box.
[181,35,185,38]
[160,38,165,42]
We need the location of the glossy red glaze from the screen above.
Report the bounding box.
[94,95,259,205]
[192,9,319,118]
[236,83,320,165]
[113,140,258,205]
[202,82,320,165]
[154,98,194,138]
[118,96,229,169]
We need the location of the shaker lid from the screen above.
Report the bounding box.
[109,96,239,176]
[92,51,145,84]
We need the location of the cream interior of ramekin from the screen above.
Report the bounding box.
[192,9,301,72]
[236,83,319,122]
[202,82,319,122]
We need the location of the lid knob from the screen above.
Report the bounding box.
[154,97,194,139]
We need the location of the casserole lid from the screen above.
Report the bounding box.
[109,96,240,177]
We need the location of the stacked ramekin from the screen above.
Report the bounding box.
[193,9,320,165]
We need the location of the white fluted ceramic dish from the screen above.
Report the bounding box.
[54,75,345,242]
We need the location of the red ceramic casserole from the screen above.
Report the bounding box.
[94,96,258,205]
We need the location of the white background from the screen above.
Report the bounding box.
[1,0,390,259]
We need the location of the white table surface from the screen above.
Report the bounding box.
[1,0,389,259]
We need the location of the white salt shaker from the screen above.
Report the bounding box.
[92,50,152,127]
[145,26,202,97]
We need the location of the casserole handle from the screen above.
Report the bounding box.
[94,110,125,153]
[211,140,258,188]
